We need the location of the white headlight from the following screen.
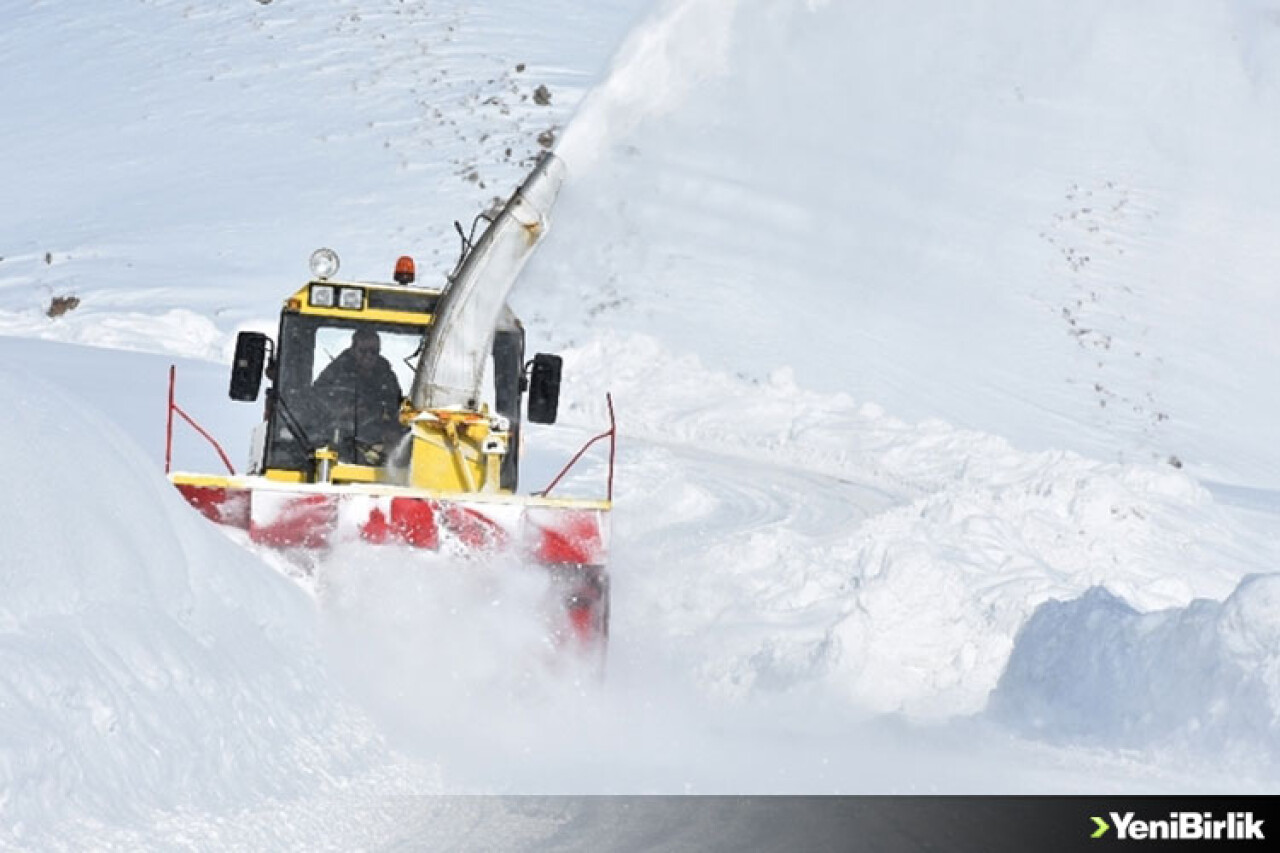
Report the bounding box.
[338,287,365,310]
[309,284,335,307]
[309,247,340,280]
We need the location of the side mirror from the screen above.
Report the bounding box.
[229,331,269,402]
[527,353,562,424]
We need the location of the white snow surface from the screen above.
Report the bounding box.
[4,0,1280,846]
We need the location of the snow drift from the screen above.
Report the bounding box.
[0,368,385,844]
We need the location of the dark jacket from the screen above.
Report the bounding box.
[312,349,404,437]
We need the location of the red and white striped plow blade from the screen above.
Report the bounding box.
[173,480,611,648]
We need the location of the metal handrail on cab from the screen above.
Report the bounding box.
[165,365,235,476]
[537,393,616,501]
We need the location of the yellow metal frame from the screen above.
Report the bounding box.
[285,279,440,327]
[404,408,509,494]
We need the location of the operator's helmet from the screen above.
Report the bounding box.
[352,328,381,363]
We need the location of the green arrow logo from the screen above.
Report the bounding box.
[1091,816,1111,839]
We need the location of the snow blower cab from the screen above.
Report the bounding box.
[228,254,553,492]
[169,153,612,653]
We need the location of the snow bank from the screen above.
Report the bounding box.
[0,368,384,843]
[555,333,1277,722]
[0,307,226,363]
[991,574,1280,773]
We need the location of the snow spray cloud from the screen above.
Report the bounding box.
[557,0,741,170]
[313,542,600,766]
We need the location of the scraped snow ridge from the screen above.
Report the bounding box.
[0,306,225,362]
[992,576,1280,773]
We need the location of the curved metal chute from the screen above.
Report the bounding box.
[411,152,566,411]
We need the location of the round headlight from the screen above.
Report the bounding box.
[309,247,340,280]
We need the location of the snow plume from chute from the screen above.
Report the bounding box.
[412,153,566,410]
[557,0,742,170]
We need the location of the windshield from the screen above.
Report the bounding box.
[266,314,427,469]
[311,324,421,390]
[262,312,524,483]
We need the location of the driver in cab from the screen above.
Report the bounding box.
[313,328,405,463]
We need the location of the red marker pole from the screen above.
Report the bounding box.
[165,365,176,474]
